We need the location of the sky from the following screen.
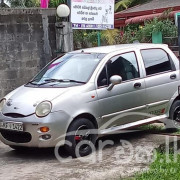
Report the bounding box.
[4,0,10,5]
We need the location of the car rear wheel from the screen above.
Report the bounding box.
[167,100,180,132]
[65,118,97,158]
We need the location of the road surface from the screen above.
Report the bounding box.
[0,132,168,180]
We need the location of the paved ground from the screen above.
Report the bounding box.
[0,131,175,180]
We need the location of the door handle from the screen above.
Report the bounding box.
[134,82,141,88]
[170,74,176,79]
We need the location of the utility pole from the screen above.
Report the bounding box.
[178,15,180,57]
[67,0,71,22]
[97,31,101,47]
[67,0,71,7]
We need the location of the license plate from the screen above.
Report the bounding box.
[0,121,23,132]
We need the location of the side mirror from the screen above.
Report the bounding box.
[107,75,122,91]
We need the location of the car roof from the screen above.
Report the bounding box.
[73,43,168,54]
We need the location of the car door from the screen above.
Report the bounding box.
[141,48,179,116]
[96,51,147,130]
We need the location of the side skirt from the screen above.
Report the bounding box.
[99,115,167,135]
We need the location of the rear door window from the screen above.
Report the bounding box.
[141,49,176,76]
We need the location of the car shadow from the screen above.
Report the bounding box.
[1,130,162,162]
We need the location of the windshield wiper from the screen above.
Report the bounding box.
[39,79,86,85]
[27,79,40,85]
[27,77,53,85]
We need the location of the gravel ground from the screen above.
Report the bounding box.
[0,132,170,180]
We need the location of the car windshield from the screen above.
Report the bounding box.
[27,52,106,87]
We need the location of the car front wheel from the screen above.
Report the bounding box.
[65,118,97,158]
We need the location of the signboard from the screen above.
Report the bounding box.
[175,12,180,26]
[71,0,114,30]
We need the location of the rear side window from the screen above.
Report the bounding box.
[141,49,175,76]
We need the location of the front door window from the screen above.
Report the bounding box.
[97,52,140,87]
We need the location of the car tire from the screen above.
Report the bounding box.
[167,100,180,132]
[65,118,97,158]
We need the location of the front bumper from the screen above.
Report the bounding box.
[0,111,71,148]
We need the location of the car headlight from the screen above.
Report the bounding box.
[35,101,52,117]
[0,99,6,112]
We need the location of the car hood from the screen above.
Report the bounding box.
[2,86,69,116]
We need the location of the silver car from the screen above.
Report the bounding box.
[0,43,180,157]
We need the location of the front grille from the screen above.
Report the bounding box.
[3,113,26,118]
[0,129,32,143]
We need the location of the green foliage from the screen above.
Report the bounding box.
[119,26,142,43]
[73,19,177,48]
[115,0,133,12]
[101,29,120,45]
[26,0,40,7]
[49,0,66,8]
[175,129,180,135]
[7,0,66,7]
[7,0,40,7]
[138,124,165,132]
[115,0,151,12]
[141,18,177,37]
[120,18,177,43]
[73,30,100,49]
[132,152,180,180]
[73,29,121,49]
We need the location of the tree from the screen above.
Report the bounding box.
[115,0,133,12]
[49,0,66,8]
[7,0,66,7]
[101,29,120,45]
[115,0,151,12]
[7,0,40,7]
